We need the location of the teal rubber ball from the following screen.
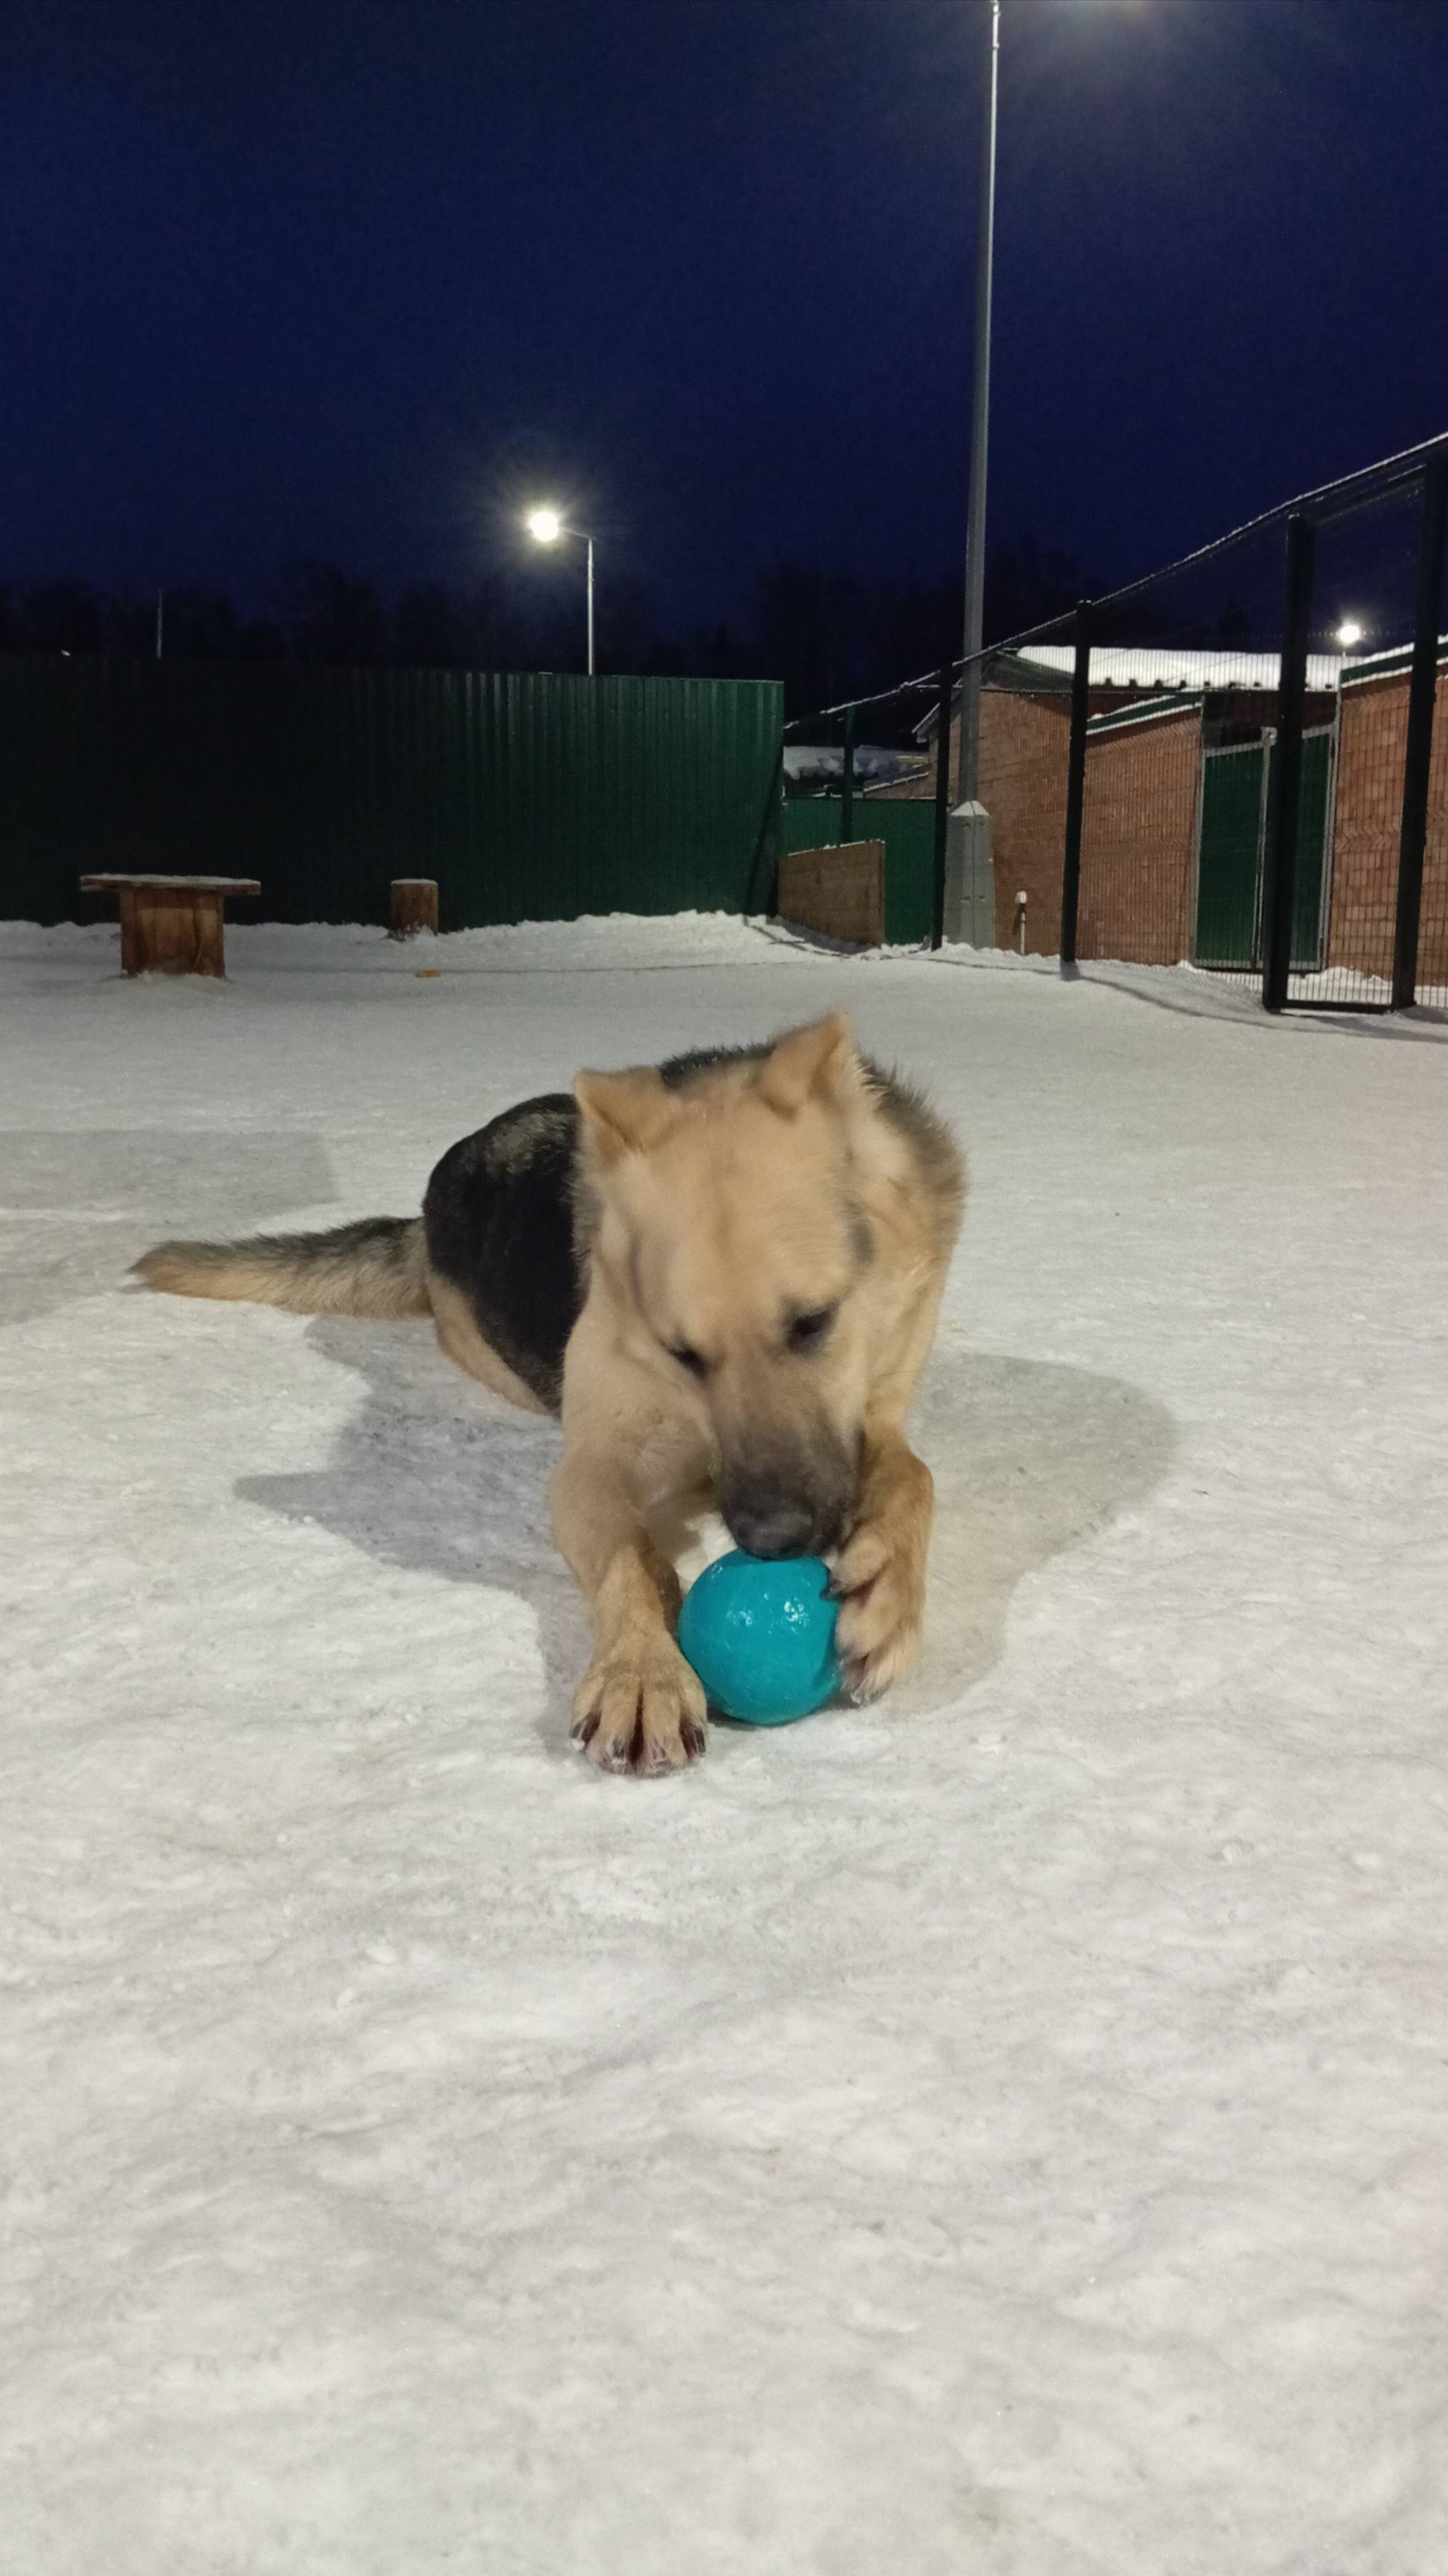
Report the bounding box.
[678,1551,841,1726]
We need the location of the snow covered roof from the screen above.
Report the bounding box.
[1339,631,1448,689]
[1014,645,1346,693]
[911,641,1351,745]
[1086,691,1206,739]
[782,743,929,785]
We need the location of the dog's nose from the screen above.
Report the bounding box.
[724,1493,821,1559]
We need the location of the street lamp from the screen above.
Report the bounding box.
[1335,619,1365,649]
[524,506,595,676]
[957,0,1000,805]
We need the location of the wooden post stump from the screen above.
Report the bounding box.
[390,878,439,938]
[79,875,261,977]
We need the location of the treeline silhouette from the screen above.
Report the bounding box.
[0,539,1098,726]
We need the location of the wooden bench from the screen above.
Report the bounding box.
[80,874,261,978]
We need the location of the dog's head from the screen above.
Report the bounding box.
[573,1013,886,1558]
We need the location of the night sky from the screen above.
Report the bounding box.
[3,0,1446,628]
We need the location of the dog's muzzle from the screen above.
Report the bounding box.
[724,1490,835,1559]
[719,1428,858,1561]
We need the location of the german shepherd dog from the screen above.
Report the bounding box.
[136,1013,964,1775]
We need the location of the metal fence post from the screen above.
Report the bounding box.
[839,705,856,847]
[1262,511,1316,1013]
[930,662,953,950]
[1059,604,1091,971]
[1391,453,1448,1010]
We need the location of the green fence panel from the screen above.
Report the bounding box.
[1195,742,1266,967]
[1194,726,1333,972]
[0,658,784,930]
[1288,728,1332,969]
[779,796,936,944]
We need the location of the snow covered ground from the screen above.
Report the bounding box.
[3,912,1447,2575]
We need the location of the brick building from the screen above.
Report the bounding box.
[1077,696,1204,966]
[863,640,1448,993]
[869,645,1343,957]
[866,649,1128,950]
[1080,688,1341,969]
[1327,643,1448,990]
[978,684,1074,952]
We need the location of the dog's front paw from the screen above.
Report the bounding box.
[829,1517,926,1702]
[570,1642,708,1775]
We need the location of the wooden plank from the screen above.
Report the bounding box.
[775,840,886,946]
[128,885,227,976]
[81,873,262,975]
[80,874,261,896]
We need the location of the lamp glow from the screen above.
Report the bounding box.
[522,504,596,674]
[1336,619,1364,648]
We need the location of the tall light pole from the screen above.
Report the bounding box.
[524,506,596,676]
[957,0,1000,804]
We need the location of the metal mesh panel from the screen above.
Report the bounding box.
[1418,675,1448,1009]
[1073,521,1295,981]
[774,436,1448,1018]
[1286,486,1423,1007]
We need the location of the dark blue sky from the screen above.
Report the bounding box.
[3,0,1446,626]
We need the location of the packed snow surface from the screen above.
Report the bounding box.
[3,912,1447,2573]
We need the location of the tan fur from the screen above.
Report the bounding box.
[556,1011,964,1772]
[133,1218,431,1319]
[133,1011,964,1778]
[426,1272,549,1412]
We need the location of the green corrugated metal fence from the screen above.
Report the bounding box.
[0,657,783,929]
[779,797,936,944]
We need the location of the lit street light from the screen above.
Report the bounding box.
[1335,619,1365,648]
[524,506,595,676]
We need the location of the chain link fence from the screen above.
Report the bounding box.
[781,432,1448,1015]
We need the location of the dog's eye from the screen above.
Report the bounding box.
[667,1342,709,1380]
[787,1306,835,1354]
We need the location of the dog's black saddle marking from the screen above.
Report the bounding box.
[419,1051,757,1414]
[422,1096,583,1414]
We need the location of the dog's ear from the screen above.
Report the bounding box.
[573,1066,679,1164]
[756,1011,859,1116]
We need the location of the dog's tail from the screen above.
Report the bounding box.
[132,1215,431,1318]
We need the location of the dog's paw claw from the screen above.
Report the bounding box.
[829,1520,925,1702]
[570,1647,708,1777]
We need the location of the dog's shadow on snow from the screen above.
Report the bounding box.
[239,1321,1175,1746]
[239,1324,588,1738]
[896,1344,1175,1715]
